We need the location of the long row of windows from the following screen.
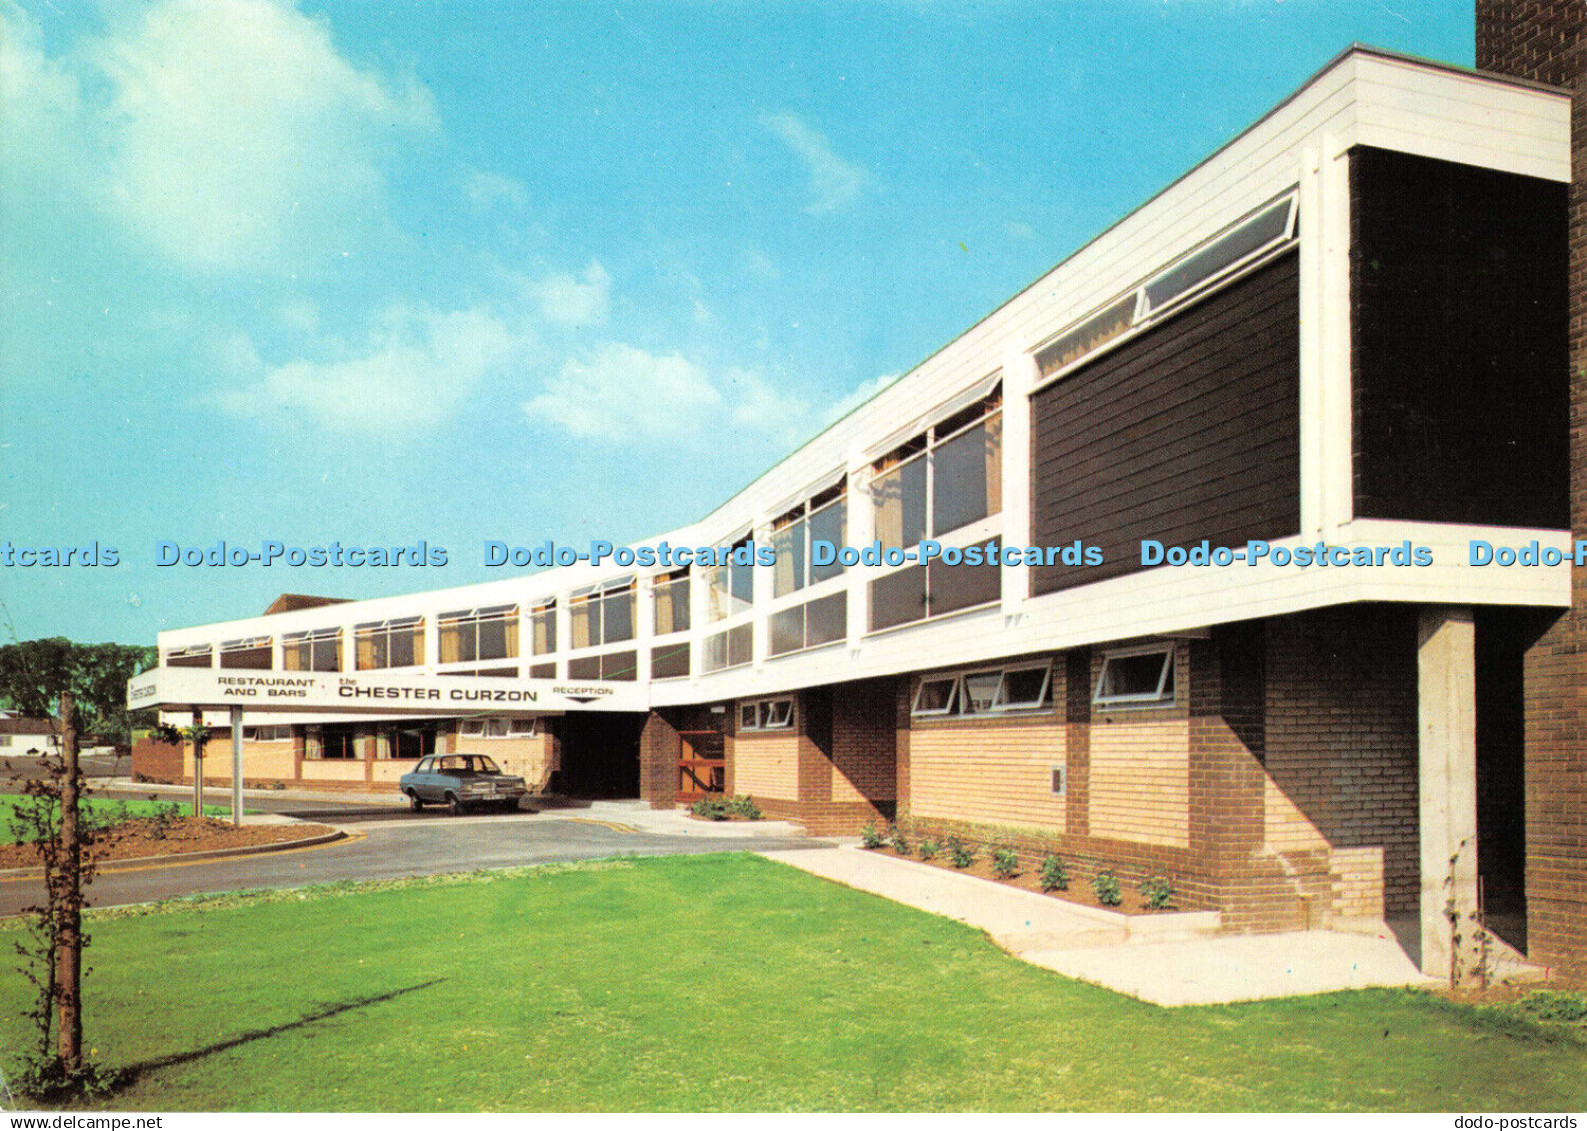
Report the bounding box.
[908,646,1177,720]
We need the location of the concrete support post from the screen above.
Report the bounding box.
[230,706,244,828]
[1418,606,1479,980]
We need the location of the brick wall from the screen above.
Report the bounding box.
[1477,2,1587,976]
[131,738,183,784]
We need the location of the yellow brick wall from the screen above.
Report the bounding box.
[908,719,1067,832]
[1088,718,1190,848]
[185,739,295,781]
[734,733,799,800]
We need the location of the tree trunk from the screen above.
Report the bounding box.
[56,691,83,1070]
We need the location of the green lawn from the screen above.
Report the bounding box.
[0,794,232,840]
[1,854,1583,1112]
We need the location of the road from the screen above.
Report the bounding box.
[0,799,823,915]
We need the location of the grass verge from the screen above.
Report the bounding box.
[0,853,1581,1112]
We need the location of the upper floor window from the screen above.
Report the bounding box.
[707,534,755,622]
[439,604,518,664]
[771,479,847,599]
[165,644,212,669]
[283,628,342,673]
[872,387,1002,549]
[219,636,272,670]
[570,578,635,649]
[355,617,424,670]
[703,624,752,673]
[530,600,556,656]
[653,567,691,635]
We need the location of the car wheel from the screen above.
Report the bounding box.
[499,798,519,813]
[447,793,468,816]
[405,789,423,812]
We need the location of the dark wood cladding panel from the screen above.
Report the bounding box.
[1351,146,1568,528]
[1031,254,1300,596]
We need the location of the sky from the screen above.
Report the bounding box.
[0,0,1475,646]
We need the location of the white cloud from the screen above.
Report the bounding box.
[0,2,82,179]
[224,305,525,431]
[823,371,902,427]
[465,168,529,210]
[729,370,809,438]
[533,261,611,327]
[525,343,722,440]
[760,111,869,214]
[90,0,437,273]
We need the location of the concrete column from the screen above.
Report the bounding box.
[1418,606,1479,979]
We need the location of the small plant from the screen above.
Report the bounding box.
[690,796,729,821]
[990,847,1019,879]
[1092,870,1123,906]
[947,837,975,869]
[860,821,885,849]
[918,838,941,861]
[890,827,912,856]
[1038,854,1069,892]
[727,795,762,821]
[1140,875,1174,911]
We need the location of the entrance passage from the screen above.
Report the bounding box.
[1475,609,1539,955]
[556,712,645,798]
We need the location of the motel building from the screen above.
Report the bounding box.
[131,31,1587,982]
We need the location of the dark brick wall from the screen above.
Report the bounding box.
[1477,1,1587,976]
[131,738,183,784]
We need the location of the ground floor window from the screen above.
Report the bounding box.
[911,661,1053,718]
[739,697,794,731]
[1093,646,1175,707]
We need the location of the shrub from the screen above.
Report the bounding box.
[1092,870,1123,906]
[690,796,729,821]
[990,847,1019,879]
[918,838,941,861]
[890,827,912,856]
[860,821,885,849]
[947,837,976,869]
[1038,854,1069,892]
[1140,875,1174,911]
[727,795,762,821]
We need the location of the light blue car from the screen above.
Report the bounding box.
[400,753,527,815]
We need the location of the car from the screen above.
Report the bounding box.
[399,753,528,815]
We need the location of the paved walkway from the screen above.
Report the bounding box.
[761,845,1435,1007]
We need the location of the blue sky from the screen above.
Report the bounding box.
[0,0,1473,645]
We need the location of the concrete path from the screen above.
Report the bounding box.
[762,845,1435,1006]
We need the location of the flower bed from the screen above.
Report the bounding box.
[0,815,336,869]
[861,824,1175,916]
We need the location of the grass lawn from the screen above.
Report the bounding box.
[0,794,233,840]
[0,853,1582,1112]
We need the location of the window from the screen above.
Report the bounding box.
[283,628,342,672]
[771,479,847,598]
[1093,647,1175,706]
[1033,192,1298,385]
[165,644,212,668]
[566,649,637,681]
[220,636,272,670]
[461,716,538,739]
[739,697,794,731]
[651,641,690,680]
[1143,196,1294,314]
[706,534,755,622]
[439,605,518,663]
[653,567,691,635]
[871,387,1001,548]
[768,592,846,657]
[703,624,752,673]
[530,600,557,656]
[1035,295,1138,380]
[247,725,290,742]
[354,617,424,670]
[529,662,556,679]
[868,545,1001,633]
[437,667,518,678]
[910,663,1053,718]
[571,578,635,648]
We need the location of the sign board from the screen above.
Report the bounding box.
[127,666,652,716]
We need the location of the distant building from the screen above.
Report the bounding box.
[0,717,60,755]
